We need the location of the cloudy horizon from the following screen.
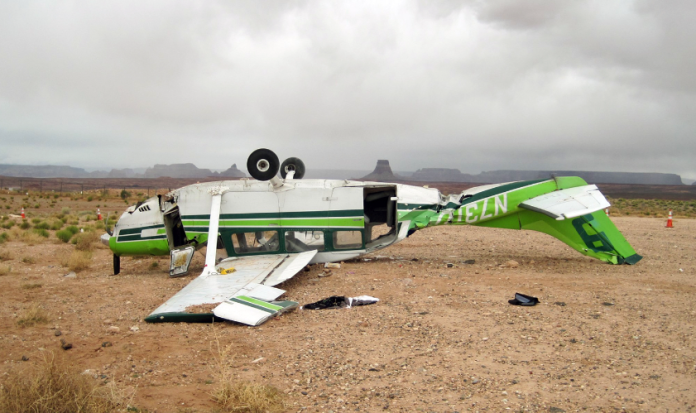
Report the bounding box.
[1,1,694,179]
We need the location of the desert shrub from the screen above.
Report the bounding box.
[56,230,73,243]
[34,221,50,230]
[19,221,31,229]
[66,225,80,235]
[120,189,131,200]
[0,250,12,261]
[0,265,10,276]
[16,304,49,327]
[1,221,14,229]
[0,353,128,413]
[62,250,92,272]
[21,256,36,264]
[31,218,41,224]
[0,232,9,243]
[33,228,50,238]
[61,207,71,214]
[19,230,48,245]
[73,231,100,251]
[87,196,93,202]
[211,337,286,413]
[21,283,42,289]
[34,203,39,208]
[50,220,64,231]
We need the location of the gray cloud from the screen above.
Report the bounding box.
[0,0,694,178]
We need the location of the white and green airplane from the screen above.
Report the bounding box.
[101,149,641,326]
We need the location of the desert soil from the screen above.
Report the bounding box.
[1,216,695,412]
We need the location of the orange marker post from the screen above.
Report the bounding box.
[21,207,25,219]
[666,209,673,228]
[97,208,102,221]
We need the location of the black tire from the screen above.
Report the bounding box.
[247,149,280,181]
[280,157,306,179]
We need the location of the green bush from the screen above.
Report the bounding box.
[34,221,50,230]
[0,233,9,244]
[1,221,14,229]
[19,221,31,230]
[31,218,41,224]
[65,225,79,235]
[55,230,73,243]
[33,228,49,238]
[50,221,64,231]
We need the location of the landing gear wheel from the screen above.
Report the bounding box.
[280,157,306,179]
[247,149,280,181]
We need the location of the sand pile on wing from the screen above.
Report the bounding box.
[185,303,218,314]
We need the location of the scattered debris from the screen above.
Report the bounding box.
[463,259,476,265]
[64,272,77,278]
[508,293,539,306]
[106,326,120,333]
[21,355,28,361]
[251,357,265,363]
[60,339,73,350]
[324,263,341,269]
[554,302,567,307]
[302,295,379,310]
[445,263,454,268]
[602,302,615,306]
[101,341,113,348]
[54,330,62,337]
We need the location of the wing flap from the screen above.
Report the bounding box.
[519,185,609,220]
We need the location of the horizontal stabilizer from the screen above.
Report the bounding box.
[519,185,609,220]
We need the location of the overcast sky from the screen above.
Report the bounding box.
[0,0,694,178]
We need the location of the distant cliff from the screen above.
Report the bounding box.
[0,162,246,179]
[411,168,684,185]
[0,164,92,178]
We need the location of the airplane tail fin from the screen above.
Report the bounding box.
[516,209,642,264]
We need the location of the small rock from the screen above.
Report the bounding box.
[21,355,29,361]
[54,330,62,337]
[446,263,454,268]
[64,272,77,278]
[554,302,567,307]
[130,326,140,332]
[60,339,73,350]
[463,259,476,265]
[107,326,120,333]
[549,407,566,413]
[102,341,113,348]
[472,379,480,384]
[505,260,519,268]
[103,319,113,325]
[602,302,614,306]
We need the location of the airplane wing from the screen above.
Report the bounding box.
[144,250,317,325]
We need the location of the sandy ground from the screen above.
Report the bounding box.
[1,216,695,412]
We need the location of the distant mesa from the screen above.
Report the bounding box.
[411,168,683,186]
[360,160,404,182]
[144,163,213,179]
[216,164,246,178]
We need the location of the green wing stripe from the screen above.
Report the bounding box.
[459,179,547,206]
[230,296,282,313]
[182,209,363,220]
[119,225,165,235]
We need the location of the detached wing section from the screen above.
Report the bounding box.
[145,250,316,324]
[519,185,610,220]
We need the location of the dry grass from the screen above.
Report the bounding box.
[0,353,130,413]
[20,256,36,264]
[0,250,13,261]
[16,304,49,327]
[18,230,50,246]
[0,265,11,276]
[210,334,286,413]
[73,230,101,251]
[62,250,93,272]
[21,283,42,290]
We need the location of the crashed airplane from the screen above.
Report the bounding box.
[101,149,641,326]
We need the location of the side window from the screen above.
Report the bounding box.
[231,231,279,254]
[333,230,363,250]
[285,231,325,252]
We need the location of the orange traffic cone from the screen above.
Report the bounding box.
[21,207,25,219]
[97,208,102,220]
[604,208,609,216]
[666,209,673,228]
